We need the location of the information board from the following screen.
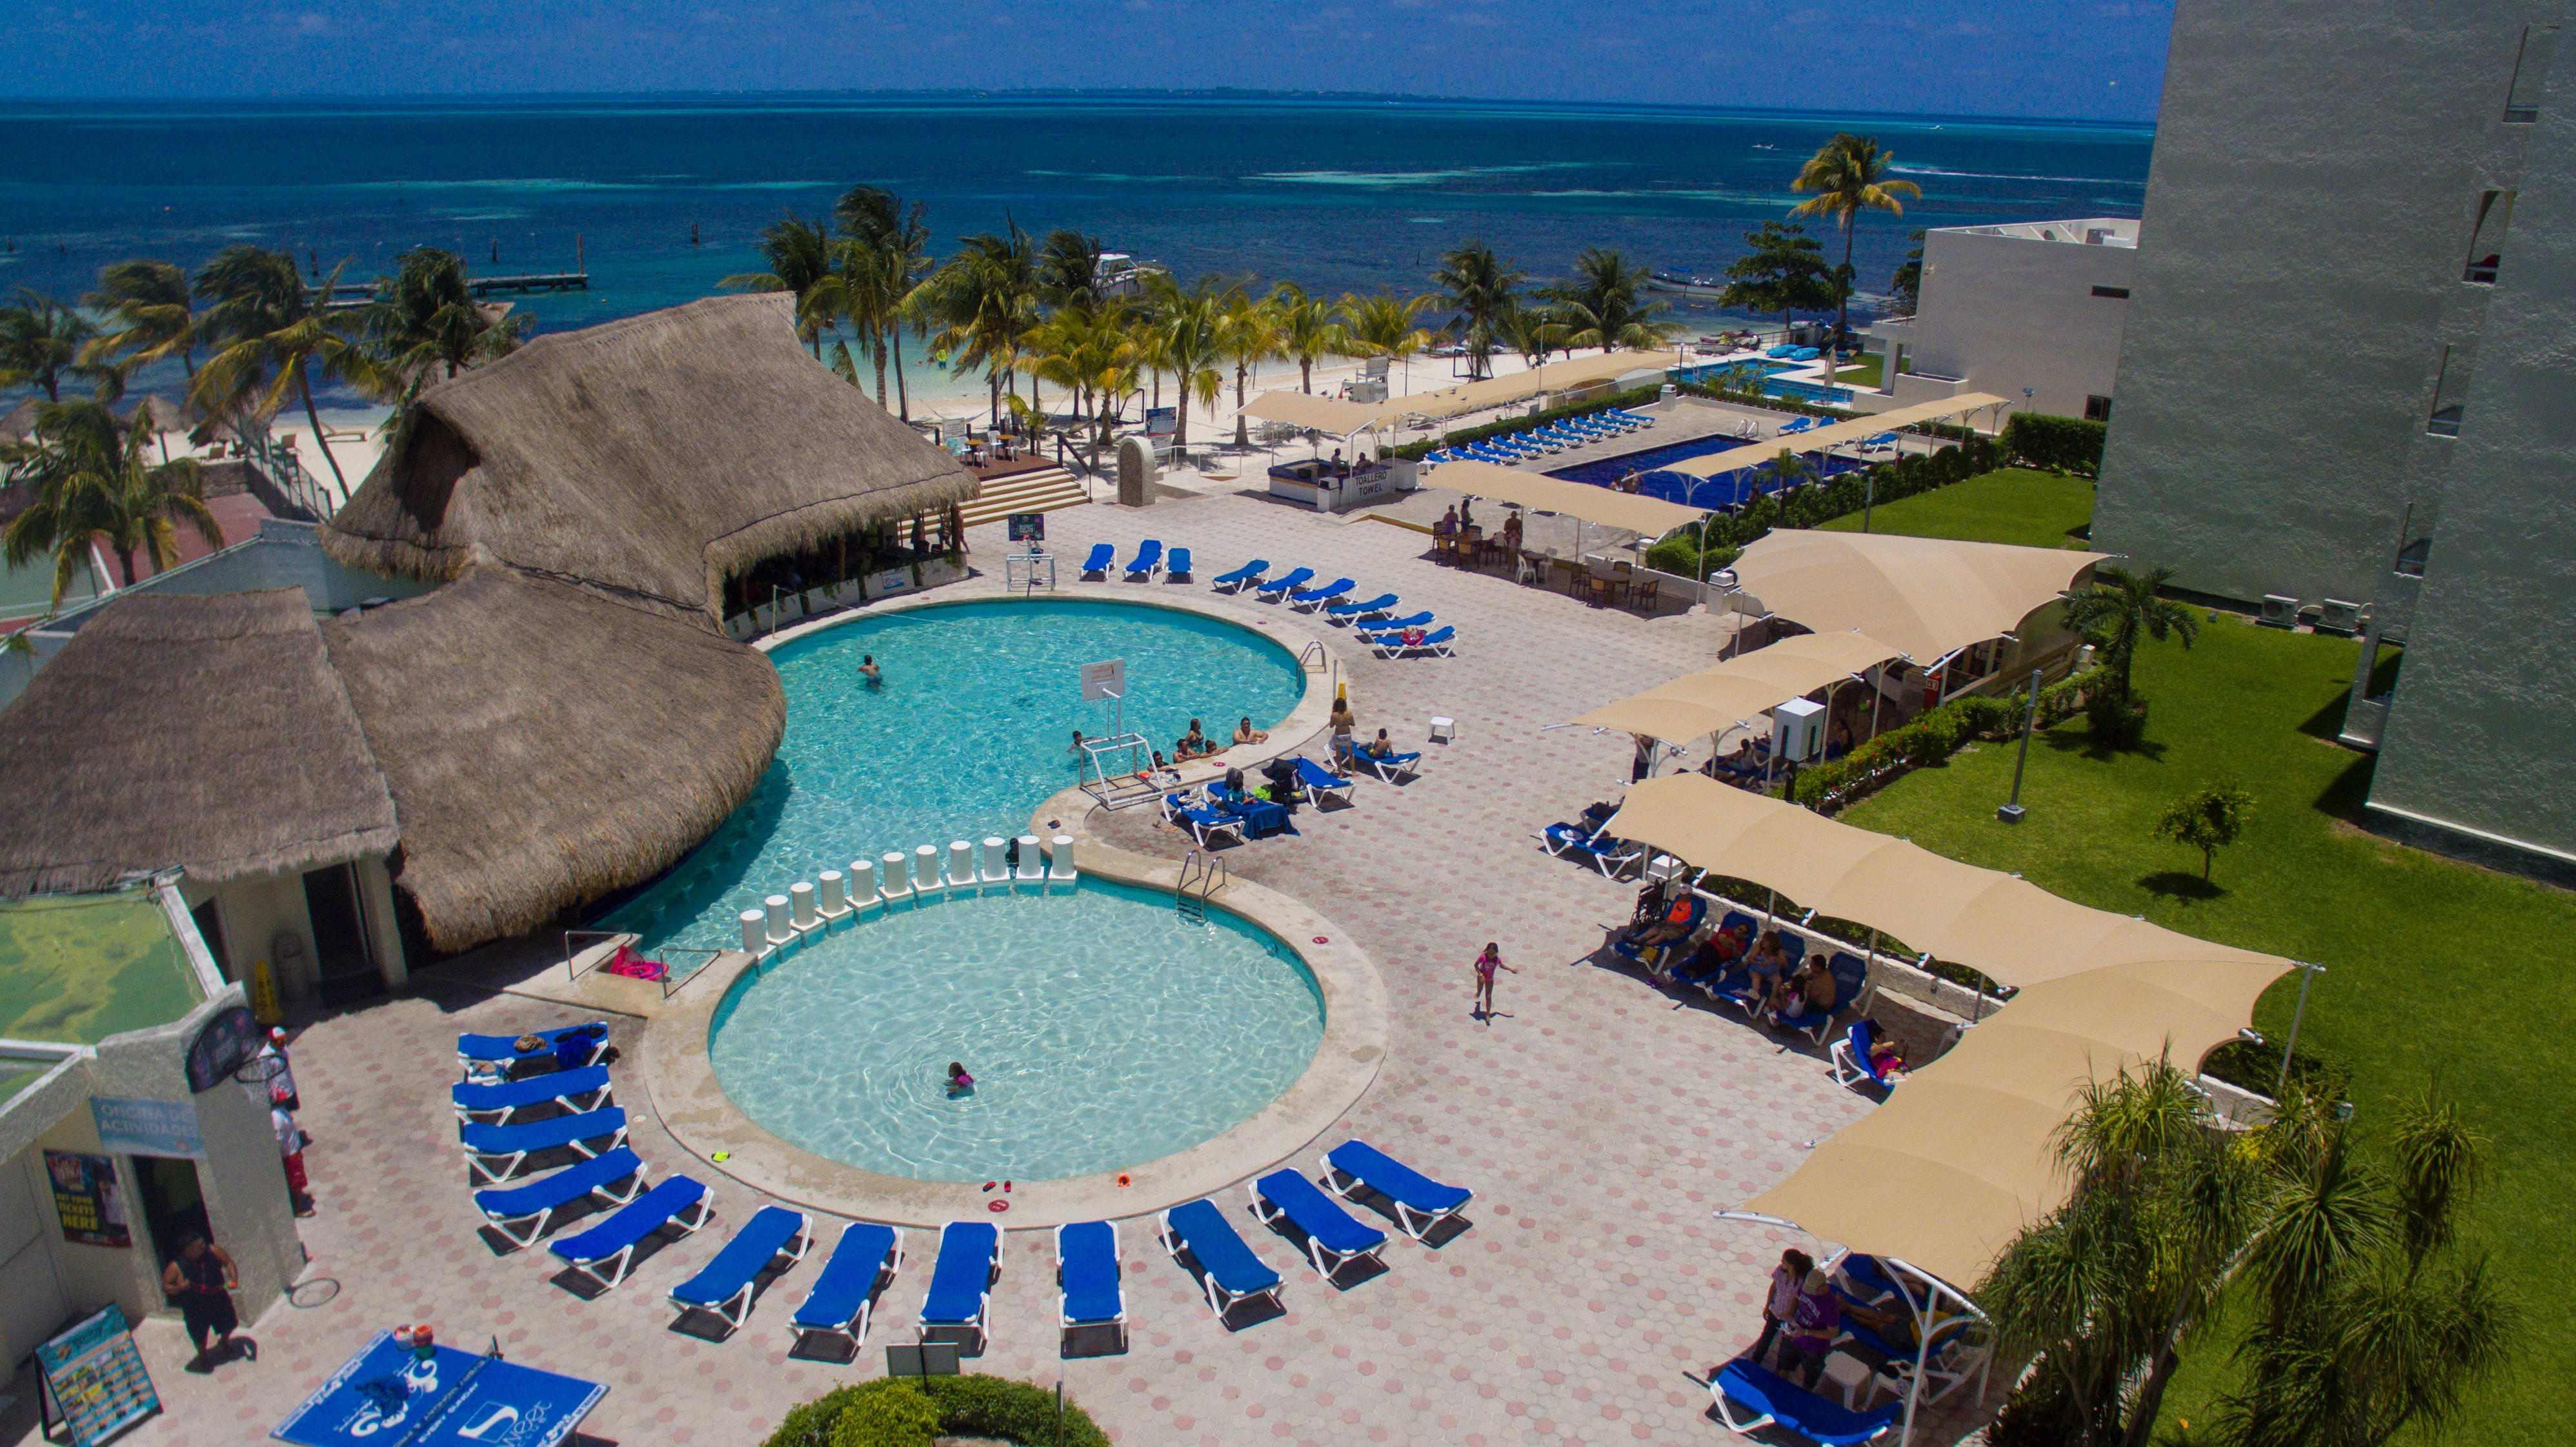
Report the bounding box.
[273,1331,605,1447]
[43,1151,131,1248]
[89,1097,204,1159]
[37,1304,160,1447]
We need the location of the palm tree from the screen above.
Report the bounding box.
[1544,248,1682,354]
[1220,284,1282,448]
[0,290,109,402]
[1038,228,1108,311]
[719,214,838,356]
[1029,302,1138,472]
[2061,564,2199,699]
[1789,132,1923,347]
[1335,292,1438,392]
[1433,241,1524,382]
[923,221,1041,427]
[1498,301,1569,371]
[834,186,935,420]
[367,247,527,383]
[3,400,221,600]
[83,260,199,383]
[190,247,383,499]
[1270,283,1344,394]
[1142,274,1229,452]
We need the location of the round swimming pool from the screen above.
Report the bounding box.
[605,597,1305,952]
[707,877,1325,1182]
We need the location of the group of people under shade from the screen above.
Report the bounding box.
[1613,873,1907,1078]
[1727,1248,1929,1392]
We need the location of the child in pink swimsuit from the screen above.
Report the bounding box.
[1471,942,1518,1021]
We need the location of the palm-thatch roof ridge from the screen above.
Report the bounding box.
[323,567,785,952]
[321,292,976,621]
[0,589,399,897]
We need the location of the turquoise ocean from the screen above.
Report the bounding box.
[0,93,2151,409]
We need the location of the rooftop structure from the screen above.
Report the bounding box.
[1865,217,2139,423]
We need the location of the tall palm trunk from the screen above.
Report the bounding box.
[1836,220,1858,346]
[114,546,137,587]
[891,334,910,421]
[1300,358,1313,393]
[297,368,349,498]
[871,329,889,409]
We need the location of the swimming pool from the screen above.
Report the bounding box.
[605,596,1305,953]
[707,877,1325,1182]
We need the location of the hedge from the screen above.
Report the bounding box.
[1644,433,2005,580]
[1790,665,2110,813]
[2000,412,2107,477]
[765,1375,1113,1447]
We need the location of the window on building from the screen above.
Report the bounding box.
[2090,285,2131,299]
[2084,395,2114,422]
[2426,345,2469,437]
[2506,25,2559,121]
[2462,190,2515,283]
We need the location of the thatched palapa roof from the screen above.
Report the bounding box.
[0,590,399,896]
[325,569,784,951]
[321,292,976,618]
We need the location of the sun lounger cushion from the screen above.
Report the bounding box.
[792,1222,900,1333]
[459,1106,627,1160]
[1213,559,1266,587]
[1254,1170,1387,1259]
[472,1146,644,1226]
[670,1204,809,1312]
[1058,1220,1123,1326]
[548,1175,708,1268]
[1124,540,1162,575]
[1293,757,1353,800]
[1254,566,1315,596]
[458,1022,606,1066]
[1323,1140,1469,1218]
[1166,547,1192,578]
[921,1221,1000,1325]
[451,1065,612,1120]
[1714,1359,1900,1446]
[1163,1198,1280,1298]
[1082,543,1116,574]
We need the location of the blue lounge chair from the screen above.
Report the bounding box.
[1165,546,1192,581]
[1288,576,1355,612]
[1351,744,1421,783]
[548,1175,712,1291]
[1364,610,1433,632]
[1164,794,1247,848]
[456,1022,606,1080]
[1323,591,1398,623]
[472,1146,647,1250]
[790,1222,904,1353]
[1211,558,1267,593]
[668,1204,812,1335]
[1779,416,1816,435]
[919,1220,1001,1350]
[1318,1140,1471,1241]
[1157,1198,1283,1321]
[451,1064,612,1126]
[1767,343,1799,359]
[1253,565,1315,600]
[1291,756,1354,809]
[1080,542,1116,579]
[1250,1170,1388,1282]
[1539,822,1641,878]
[1711,1359,1900,1445]
[1055,1220,1127,1350]
[1772,952,1871,1046]
[1123,539,1163,580]
[1366,625,1454,659]
[461,1106,629,1184]
[1831,1020,1897,1092]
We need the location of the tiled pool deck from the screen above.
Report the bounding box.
[81,492,2002,1447]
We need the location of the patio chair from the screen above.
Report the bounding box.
[1250,1170,1389,1282]
[1350,744,1422,783]
[1365,625,1454,659]
[1710,1359,1900,1446]
[1079,543,1116,579]
[1211,559,1267,593]
[472,1145,648,1250]
[1170,797,1247,848]
[461,1106,629,1185]
[1055,1220,1127,1352]
[547,1175,713,1292]
[1157,1198,1284,1321]
[1288,576,1356,612]
[450,1064,612,1126]
[1165,546,1193,581]
[1316,1139,1472,1242]
[918,1220,1002,1353]
[790,1222,904,1354]
[667,1204,812,1337]
[1253,565,1316,600]
[1123,539,1163,581]
[1291,756,1355,809]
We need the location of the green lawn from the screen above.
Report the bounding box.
[1820,467,2095,549]
[1833,354,1884,389]
[1840,620,2570,1447]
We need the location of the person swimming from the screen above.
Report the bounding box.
[859,654,883,687]
[945,1062,974,1097]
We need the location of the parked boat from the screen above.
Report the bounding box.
[1645,268,1728,299]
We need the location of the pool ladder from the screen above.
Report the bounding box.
[1176,850,1229,923]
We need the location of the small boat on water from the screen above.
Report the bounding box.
[1645,267,1728,299]
[1096,251,1168,296]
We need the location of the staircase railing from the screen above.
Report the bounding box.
[1175,850,1228,922]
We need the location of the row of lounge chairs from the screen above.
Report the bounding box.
[1079,539,1190,582]
[1421,409,1655,467]
[454,1027,1469,1353]
[1072,545,1458,657]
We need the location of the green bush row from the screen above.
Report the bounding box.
[1387,383,1667,460]
[1641,434,2006,580]
[765,1375,1113,1447]
[1789,666,2109,812]
[2000,412,2108,477]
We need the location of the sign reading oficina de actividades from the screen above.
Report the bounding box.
[37,1304,160,1447]
[43,1151,132,1248]
[88,1097,205,1159]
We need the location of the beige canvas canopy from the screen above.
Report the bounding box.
[1391,349,1671,425]
[1242,390,1391,435]
[1665,393,2009,479]
[1575,631,1902,743]
[1428,460,1709,536]
[1724,528,2107,665]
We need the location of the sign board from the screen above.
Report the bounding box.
[90,1097,204,1160]
[43,1151,132,1248]
[274,1331,606,1447]
[1143,405,1176,438]
[184,1004,261,1093]
[869,567,914,598]
[1080,659,1125,703]
[37,1304,159,1447]
[884,1341,961,1380]
[1006,511,1045,541]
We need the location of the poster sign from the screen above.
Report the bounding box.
[185,1004,261,1093]
[37,1304,160,1447]
[869,567,914,598]
[44,1151,132,1248]
[90,1097,205,1160]
[1080,659,1125,702]
[273,1331,605,1447]
[1006,512,1045,541]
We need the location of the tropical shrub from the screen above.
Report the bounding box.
[765,1376,1111,1447]
[2152,782,2255,882]
[2002,411,2108,476]
[1791,666,2108,812]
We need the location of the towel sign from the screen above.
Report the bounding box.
[1080,659,1125,703]
[273,1331,606,1447]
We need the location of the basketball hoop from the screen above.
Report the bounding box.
[233,1054,285,1086]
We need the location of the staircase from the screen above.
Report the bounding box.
[959,465,1091,531]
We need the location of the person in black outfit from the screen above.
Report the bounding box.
[163,1234,251,1367]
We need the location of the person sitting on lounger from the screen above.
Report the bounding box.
[1744,932,1793,1001]
[1174,719,1214,761]
[945,1062,975,1098]
[1625,881,1701,952]
[1233,716,1268,746]
[1771,957,1838,1024]
[1674,921,1754,986]
[859,654,882,687]
[1360,729,1396,762]
[1866,1027,1909,1084]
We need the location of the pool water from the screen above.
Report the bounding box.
[708,878,1325,1182]
[605,598,1304,952]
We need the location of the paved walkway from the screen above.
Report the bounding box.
[81,494,1998,1447]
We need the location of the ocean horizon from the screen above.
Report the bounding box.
[0,90,2153,413]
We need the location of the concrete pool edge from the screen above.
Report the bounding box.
[640,860,1387,1231]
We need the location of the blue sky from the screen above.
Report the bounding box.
[0,0,2175,121]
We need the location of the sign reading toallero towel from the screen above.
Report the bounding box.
[90,1097,205,1160]
[184,1004,262,1093]
[36,1304,160,1447]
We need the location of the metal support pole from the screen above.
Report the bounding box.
[1997,667,2044,823]
[2277,963,2324,1093]
[1862,468,1877,534]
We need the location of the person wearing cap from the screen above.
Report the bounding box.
[259,1027,299,1113]
[273,1103,314,1217]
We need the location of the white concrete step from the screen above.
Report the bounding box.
[960,467,1091,529]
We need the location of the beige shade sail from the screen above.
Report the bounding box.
[1724,528,2108,665]
[1665,393,2010,479]
[1575,631,1906,743]
[1573,695,1742,746]
[1428,460,1711,536]
[1242,390,1392,435]
[1389,349,1673,425]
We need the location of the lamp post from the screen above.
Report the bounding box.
[1997,667,2043,823]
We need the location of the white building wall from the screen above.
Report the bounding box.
[1884,222,2137,421]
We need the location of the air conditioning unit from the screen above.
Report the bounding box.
[2260,594,2300,629]
[2317,598,2364,636]
[1771,697,1827,764]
